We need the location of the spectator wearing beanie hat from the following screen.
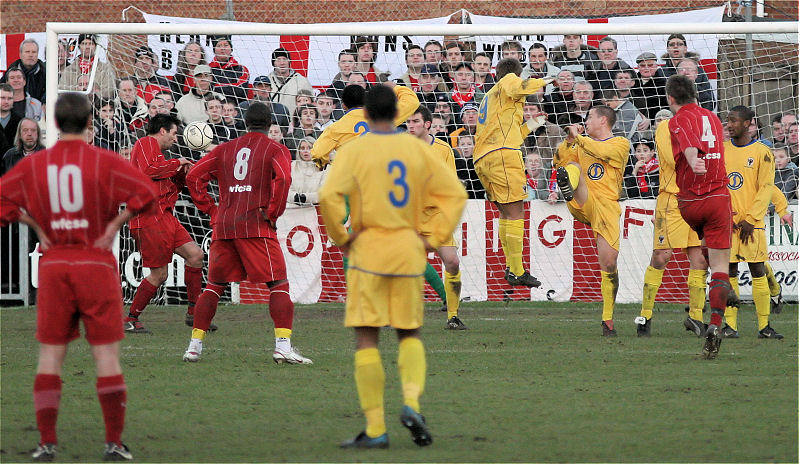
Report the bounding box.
[127,46,176,104]
[208,35,250,104]
[58,33,117,99]
[267,47,313,114]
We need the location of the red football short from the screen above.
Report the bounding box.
[130,213,193,268]
[36,248,124,346]
[207,237,287,284]
[678,189,732,250]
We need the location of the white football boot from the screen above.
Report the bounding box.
[182,339,203,362]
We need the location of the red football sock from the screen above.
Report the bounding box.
[97,375,126,445]
[184,266,203,315]
[268,281,294,331]
[193,283,225,331]
[129,278,158,318]
[708,272,729,327]
[33,374,61,445]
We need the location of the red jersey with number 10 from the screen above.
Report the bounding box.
[0,140,157,247]
[186,131,291,240]
[669,103,728,199]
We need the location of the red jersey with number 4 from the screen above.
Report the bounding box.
[669,103,728,199]
[0,140,157,247]
[129,136,185,229]
[186,131,291,240]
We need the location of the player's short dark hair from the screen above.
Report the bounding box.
[495,58,522,80]
[245,101,271,130]
[365,84,397,123]
[414,104,433,123]
[146,113,180,136]
[474,52,491,61]
[666,74,697,105]
[729,105,755,122]
[341,84,366,110]
[338,49,356,61]
[55,92,92,134]
[590,105,616,128]
[613,69,634,81]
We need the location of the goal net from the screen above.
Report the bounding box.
[45,16,799,307]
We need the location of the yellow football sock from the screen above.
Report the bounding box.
[565,163,580,190]
[641,266,664,320]
[275,328,292,339]
[445,270,461,320]
[191,328,207,341]
[600,270,618,322]
[397,337,426,413]
[354,348,386,438]
[725,276,740,331]
[498,218,510,269]
[505,219,525,276]
[765,262,780,297]
[752,275,771,331]
[687,269,708,321]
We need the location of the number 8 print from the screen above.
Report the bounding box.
[233,147,251,180]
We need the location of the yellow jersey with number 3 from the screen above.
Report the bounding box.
[318,131,466,276]
[724,139,775,228]
[311,86,420,169]
[474,73,547,162]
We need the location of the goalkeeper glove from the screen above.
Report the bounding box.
[526,115,547,132]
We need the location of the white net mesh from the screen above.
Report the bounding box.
[50,21,799,305]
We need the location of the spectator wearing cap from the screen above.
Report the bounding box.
[175,64,226,125]
[128,46,175,103]
[449,62,484,109]
[416,63,449,112]
[624,139,659,198]
[0,39,46,104]
[329,49,357,100]
[58,34,116,99]
[171,41,207,95]
[448,102,479,148]
[472,52,496,93]
[396,45,425,92]
[207,35,250,104]
[353,36,388,84]
[676,58,715,111]
[660,34,714,100]
[585,37,633,91]
[241,75,290,129]
[548,34,598,80]
[4,68,43,121]
[630,51,668,123]
[268,47,313,115]
[521,43,560,87]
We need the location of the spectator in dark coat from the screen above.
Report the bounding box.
[0,39,46,103]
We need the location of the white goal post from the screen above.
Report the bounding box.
[41,19,799,306]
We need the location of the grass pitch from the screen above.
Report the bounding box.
[1,301,797,463]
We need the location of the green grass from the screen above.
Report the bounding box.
[1,301,797,463]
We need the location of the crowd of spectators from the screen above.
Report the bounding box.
[1,33,797,207]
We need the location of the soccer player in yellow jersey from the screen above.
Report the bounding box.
[554,106,630,336]
[474,58,551,287]
[319,85,467,449]
[311,82,420,169]
[406,105,467,330]
[722,106,783,339]
[765,185,793,315]
[636,118,709,337]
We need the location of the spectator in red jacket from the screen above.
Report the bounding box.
[208,35,250,104]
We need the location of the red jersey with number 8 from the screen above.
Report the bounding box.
[186,132,291,240]
[668,103,728,199]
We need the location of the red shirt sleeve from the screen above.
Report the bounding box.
[0,162,28,227]
[265,144,291,221]
[186,149,219,216]
[669,113,702,157]
[132,137,182,180]
[107,155,158,215]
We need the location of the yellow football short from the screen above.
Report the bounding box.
[653,193,701,250]
[441,234,457,248]
[474,149,527,204]
[730,227,768,263]
[567,193,621,251]
[344,268,424,329]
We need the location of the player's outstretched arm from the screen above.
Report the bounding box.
[502,74,548,99]
[393,84,421,126]
[311,126,340,171]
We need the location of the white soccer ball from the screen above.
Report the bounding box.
[183,121,214,151]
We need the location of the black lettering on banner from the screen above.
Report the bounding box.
[385,36,397,52]
[159,22,171,43]
[482,43,496,60]
[189,34,201,44]
[161,49,173,70]
[176,35,185,45]
[537,35,545,41]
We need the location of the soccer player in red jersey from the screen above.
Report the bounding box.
[127,114,206,334]
[666,74,737,359]
[181,101,312,365]
[0,93,157,460]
